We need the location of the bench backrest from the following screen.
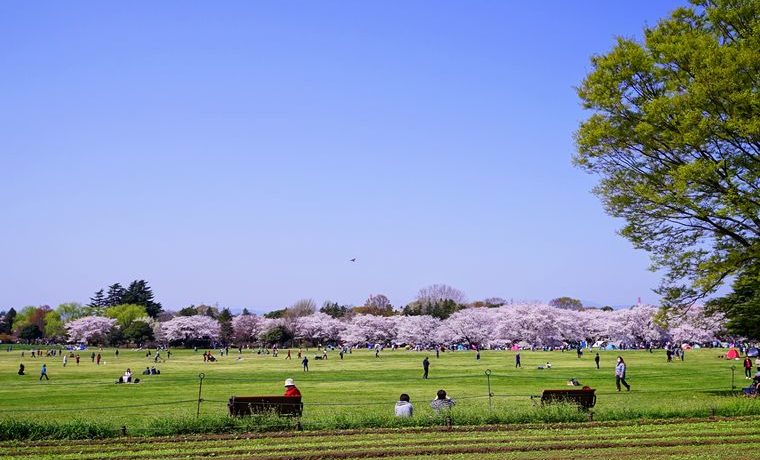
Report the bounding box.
[541,389,596,409]
[228,396,303,417]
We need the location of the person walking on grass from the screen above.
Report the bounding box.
[302,356,309,372]
[595,352,600,369]
[615,356,630,392]
[39,363,49,381]
[744,357,753,379]
[422,356,430,379]
[515,352,521,368]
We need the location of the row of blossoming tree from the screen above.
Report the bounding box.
[63,303,725,348]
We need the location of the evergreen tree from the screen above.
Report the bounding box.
[105,283,126,307]
[121,280,163,318]
[178,306,197,316]
[88,289,106,309]
[241,308,251,316]
[218,308,233,344]
[0,308,16,334]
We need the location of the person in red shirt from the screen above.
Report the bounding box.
[283,378,301,397]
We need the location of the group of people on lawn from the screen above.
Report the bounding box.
[281,378,453,417]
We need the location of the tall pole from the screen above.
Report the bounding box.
[197,372,205,417]
[485,369,493,410]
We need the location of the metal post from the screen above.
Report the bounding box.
[197,372,205,417]
[731,366,736,390]
[485,369,493,410]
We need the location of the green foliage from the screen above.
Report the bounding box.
[104,304,148,328]
[259,324,292,345]
[263,308,286,319]
[13,306,51,338]
[18,324,42,341]
[706,263,760,339]
[87,289,106,313]
[43,311,64,339]
[549,297,584,311]
[0,308,15,334]
[0,418,117,441]
[320,302,350,318]
[105,283,126,307]
[218,308,233,344]
[177,306,197,316]
[403,299,463,319]
[122,320,154,344]
[574,0,760,311]
[55,302,87,323]
[351,304,396,316]
[121,280,163,318]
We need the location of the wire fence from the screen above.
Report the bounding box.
[0,362,749,418]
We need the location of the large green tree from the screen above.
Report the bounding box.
[104,304,148,329]
[706,262,760,339]
[105,283,126,307]
[0,308,16,334]
[574,0,760,312]
[218,308,233,344]
[121,280,163,318]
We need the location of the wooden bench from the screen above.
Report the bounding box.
[531,388,596,410]
[228,396,303,417]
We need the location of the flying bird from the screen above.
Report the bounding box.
[349,258,357,262]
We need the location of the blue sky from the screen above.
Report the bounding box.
[0,1,688,313]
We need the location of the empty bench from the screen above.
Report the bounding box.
[228,396,303,417]
[531,388,596,410]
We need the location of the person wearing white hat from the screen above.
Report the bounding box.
[283,378,301,397]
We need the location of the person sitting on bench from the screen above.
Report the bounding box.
[284,378,301,397]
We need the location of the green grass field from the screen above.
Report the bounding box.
[1,346,757,434]
[3,417,760,459]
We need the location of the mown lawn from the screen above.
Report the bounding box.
[0,346,756,431]
[2,417,760,459]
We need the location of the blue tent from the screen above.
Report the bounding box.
[606,344,617,350]
[747,347,759,357]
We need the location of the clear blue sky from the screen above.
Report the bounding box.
[0,1,687,313]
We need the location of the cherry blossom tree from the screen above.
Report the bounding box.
[340,314,396,345]
[610,306,668,345]
[395,315,441,345]
[669,307,724,344]
[65,316,117,344]
[296,312,345,343]
[160,315,220,344]
[232,314,264,343]
[437,308,495,347]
